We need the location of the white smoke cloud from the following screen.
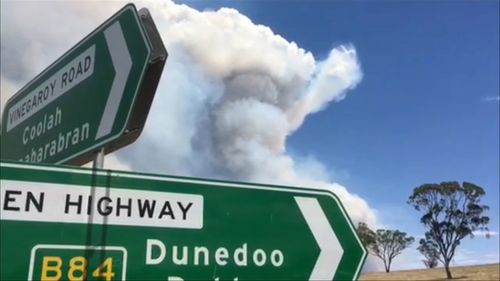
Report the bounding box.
[482,96,500,102]
[125,0,378,226]
[1,0,379,255]
[288,46,363,131]
[0,77,20,118]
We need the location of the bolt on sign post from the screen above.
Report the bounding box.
[0,4,167,166]
[0,161,367,280]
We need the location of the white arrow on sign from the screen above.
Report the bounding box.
[95,21,133,140]
[295,196,344,281]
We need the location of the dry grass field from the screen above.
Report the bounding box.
[360,263,499,281]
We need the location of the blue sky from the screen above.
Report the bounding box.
[0,0,498,272]
[181,0,500,268]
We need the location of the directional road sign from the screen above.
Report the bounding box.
[0,161,366,281]
[0,4,167,165]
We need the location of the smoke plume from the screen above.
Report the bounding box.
[118,1,377,227]
[1,0,378,235]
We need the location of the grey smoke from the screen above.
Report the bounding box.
[1,0,378,237]
[117,1,377,227]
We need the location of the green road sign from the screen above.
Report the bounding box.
[0,161,367,280]
[0,4,167,166]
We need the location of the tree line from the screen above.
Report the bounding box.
[356,181,490,279]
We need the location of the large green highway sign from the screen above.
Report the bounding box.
[0,4,167,165]
[0,161,367,280]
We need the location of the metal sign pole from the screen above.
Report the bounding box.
[93,147,105,169]
[87,147,106,264]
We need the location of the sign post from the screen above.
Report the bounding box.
[0,161,367,280]
[0,4,167,166]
